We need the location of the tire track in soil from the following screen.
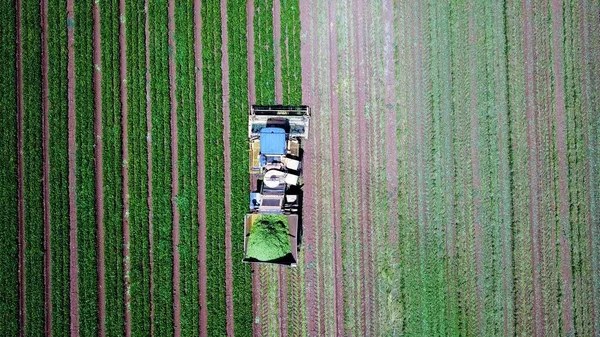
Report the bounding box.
[92,2,107,335]
[119,0,132,335]
[353,0,372,334]
[523,1,545,336]
[382,0,399,254]
[326,1,345,335]
[299,0,318,335]
[246,1,262,336]
[193,0,207,335]
[66,0,79,334]
[167,1,182,335]
[41,0,52,334]
[273,1,290,335]
[144,0,156,334]
[219,0,235,335]
[467,2,485,333]
[550,0,575,334]
[16,1,26,335]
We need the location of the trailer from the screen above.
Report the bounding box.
[244,105,310,267]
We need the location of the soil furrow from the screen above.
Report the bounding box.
[16,1,26,334]
[193,0,207,335]
[41,0,52,334]
[167,0,181,335]
[92,2,107,335]
[467,1,485,332]
[119,0,132,335]
[66,0,79,334]
[550,0,575,334]
[523,1,545,335]
[327,1,345,335]
[219,0,235,335]
[144,0,155,334]
[382,0,399,252]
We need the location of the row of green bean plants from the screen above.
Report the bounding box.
[226,0,253,335]
[0,2,19,335]
[148,1,174,335]
[101,0,125,335]
[175,1,200,335]
[202,0,227,334]
[280,0,302,105]
[254,0,275,104]
[75,1,99,335]
[48,0,71,334]
[22,1,45,335]
[126,0,151,335]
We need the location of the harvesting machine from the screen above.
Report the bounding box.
[243,105,310,267]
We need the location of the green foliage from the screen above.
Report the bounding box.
[226,0,253,334]
[201,0,226,334]
[75,1,99,334]
[48,0,71,334]
[247,215,291,261]
[148,1,174,335]
[0,2,18,335]
[175,1,199,335]
[22,1,45,334]
[254,0,275,104]
[101,0,125,335]
[126,0,151,335]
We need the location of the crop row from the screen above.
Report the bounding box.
[101,1,125,335]
[280,0,302,105]
[202,0,227,335]
[48,0,71,335]
[148,1,174,335]
[254,0,275,104]
[75,2,100,335]
[226,0,253,335]
[0,1,19,335]
[22,1,45,335]
[126,0,151,335]
[175,1,200,335]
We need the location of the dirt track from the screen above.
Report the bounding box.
[119,0,132,335]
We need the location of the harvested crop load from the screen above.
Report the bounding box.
[247,215,291,261]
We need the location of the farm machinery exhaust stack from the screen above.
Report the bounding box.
[243,105,310,267]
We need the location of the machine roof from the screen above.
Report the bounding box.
[260,127,286,155]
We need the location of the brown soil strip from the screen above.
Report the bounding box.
[354,0,371,334]
[219,0,235,335]
[272,1,290,335]
[193,0,207,335]
[551,0,575,334]
[246,1,262,335]
[299,0,318,335]
[144,0,156,334]
[382,0,399,252]
[167,0,182,335]
[327,1,345,335]
[41,0,52,335]
[467,2,484,332]
[66,1,79,335]
[119,0,132,335]
[523,1,545,335]
[16,2,26,335]
[92,2,107,335]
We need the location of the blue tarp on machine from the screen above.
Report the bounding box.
[259,127,286,155]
